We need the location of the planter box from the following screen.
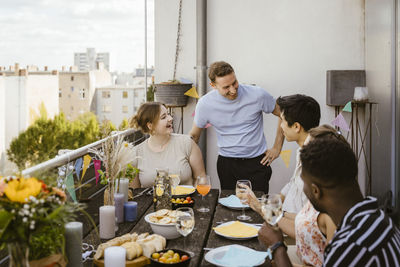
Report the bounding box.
[154,83,192,107]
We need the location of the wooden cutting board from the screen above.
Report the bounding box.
[93,256,150,267]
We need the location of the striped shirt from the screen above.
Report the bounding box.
[323,197,400,267]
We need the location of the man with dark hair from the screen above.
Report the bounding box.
[258,138,400,266]
[276,94,320,214]
[189,61,284,193]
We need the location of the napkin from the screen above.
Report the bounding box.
[214,221,258,238]
[219,195,249,208]
[214,245,270,267]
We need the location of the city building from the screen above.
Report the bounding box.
[112,66,154,86]
[95,84,146,126]
[59,63,112,120]
[74,48,110,71]
[0,64,59,173]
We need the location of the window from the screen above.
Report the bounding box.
[103,105,112,113]
[122,91,128,98]
[122,105,128,113]
[134,91,138,97]
[59,88,62,98]
[71,76,74,81]
[79,88,86,99]
[102,91,111,98]
[70,86,74,92]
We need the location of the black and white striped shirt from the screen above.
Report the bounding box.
[323,196,400,267]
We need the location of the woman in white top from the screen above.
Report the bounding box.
[130,102,206,188]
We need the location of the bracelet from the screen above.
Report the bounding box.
[267,241,287,260]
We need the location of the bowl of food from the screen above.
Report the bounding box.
[150,249,191,267]
[145,209,183,239]
[171,196,195,210]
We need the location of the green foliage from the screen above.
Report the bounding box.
[99,119,116,139]
[118,118,130,131]
[147,83,155,102]
[6,112,103,170]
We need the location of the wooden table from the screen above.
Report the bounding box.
[81,189,271,267]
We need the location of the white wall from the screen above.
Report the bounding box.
[155,0,365,192]
[365,0,395,198]
[0,76,5,174]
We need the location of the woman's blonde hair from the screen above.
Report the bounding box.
[129,102,165,134]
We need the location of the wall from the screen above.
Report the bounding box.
[365,0,397,201]
[155,0,366,192]
[0,76,5,173]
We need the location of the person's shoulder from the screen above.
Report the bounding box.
[240,84,270,97]
[132,139,146,153]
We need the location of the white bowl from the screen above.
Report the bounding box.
[144,212,181,239]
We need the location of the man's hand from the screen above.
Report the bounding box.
[258,222,284,247]
[261,147,281,166]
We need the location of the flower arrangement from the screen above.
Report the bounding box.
[0,175,83,266]
[89,134,138,205]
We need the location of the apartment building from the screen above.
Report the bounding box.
[96,85,146,126]
[74,48,110,71]
[59,63,112,120]
[0,64,59,173]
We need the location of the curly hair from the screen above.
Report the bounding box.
[129,102,164,134]
[277,94,320,131]
[208,61,235,83]
[300,137,357,186]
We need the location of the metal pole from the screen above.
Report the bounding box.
[144,0,148,100]
[196,0,207,164]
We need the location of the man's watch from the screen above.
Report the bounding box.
[267,241,287,260]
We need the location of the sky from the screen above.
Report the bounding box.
[0,0,154,73]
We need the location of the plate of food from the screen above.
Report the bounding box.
[204,244,267,267]
[213,221,260,240]
[171,185,196,196]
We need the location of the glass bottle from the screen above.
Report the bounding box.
[153,168,171,211]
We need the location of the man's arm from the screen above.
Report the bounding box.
[189,123,203,144]
[261,104,285,165]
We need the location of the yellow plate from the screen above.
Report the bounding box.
[213,221,260,240]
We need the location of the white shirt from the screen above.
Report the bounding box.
[280,147,308,213]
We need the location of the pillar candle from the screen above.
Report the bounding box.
[104,246,126,267]
[99,205,115,239]
[118,178,129,202]
[114,193,124,223]
[124,201,137,222]
[65,221,83,267]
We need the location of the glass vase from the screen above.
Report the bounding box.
[8,242,30,267]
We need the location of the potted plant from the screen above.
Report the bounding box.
[154,0,192,107]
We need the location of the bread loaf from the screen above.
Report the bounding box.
[121,241,142,260]
[94,233,139,260]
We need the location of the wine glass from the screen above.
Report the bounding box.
[195,175,211,212]
[236,180,252,221]
[260,194,283,226]
[175,207,195,256]
[169,171,181,195]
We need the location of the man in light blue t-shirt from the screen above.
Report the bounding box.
[189,61,284,193]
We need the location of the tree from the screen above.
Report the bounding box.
[7,112,102,170]
[118,118,130,131]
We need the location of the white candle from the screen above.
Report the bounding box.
[65,221,83,267]
[104,246,126,267]
[99,205,115,239]
[119,178,129,202]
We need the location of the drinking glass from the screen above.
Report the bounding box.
[196,175,211,212]
[175,207,195,256]
[260,194,283,226]
[236,180,252,221]
[169,171,181,195]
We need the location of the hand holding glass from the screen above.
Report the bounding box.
[236,180,252,221]
[260,194,283,226]
[196,175,211,212]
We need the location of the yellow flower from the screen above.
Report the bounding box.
[4,177,42,203]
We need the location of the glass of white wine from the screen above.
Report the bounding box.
[236,180,252,221]
[260,194,283,226]
[175,207,195,256]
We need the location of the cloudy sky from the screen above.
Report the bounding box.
[0,0,154,72]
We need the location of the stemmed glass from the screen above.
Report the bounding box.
[195,175,211,212]
[175,207,195,256]
[236,180,252,221]
[260,194,283,226]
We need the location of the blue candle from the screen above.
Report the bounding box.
[124,201,137,222]
[114,193,124,223]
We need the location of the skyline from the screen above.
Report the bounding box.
[0,0,154,73]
